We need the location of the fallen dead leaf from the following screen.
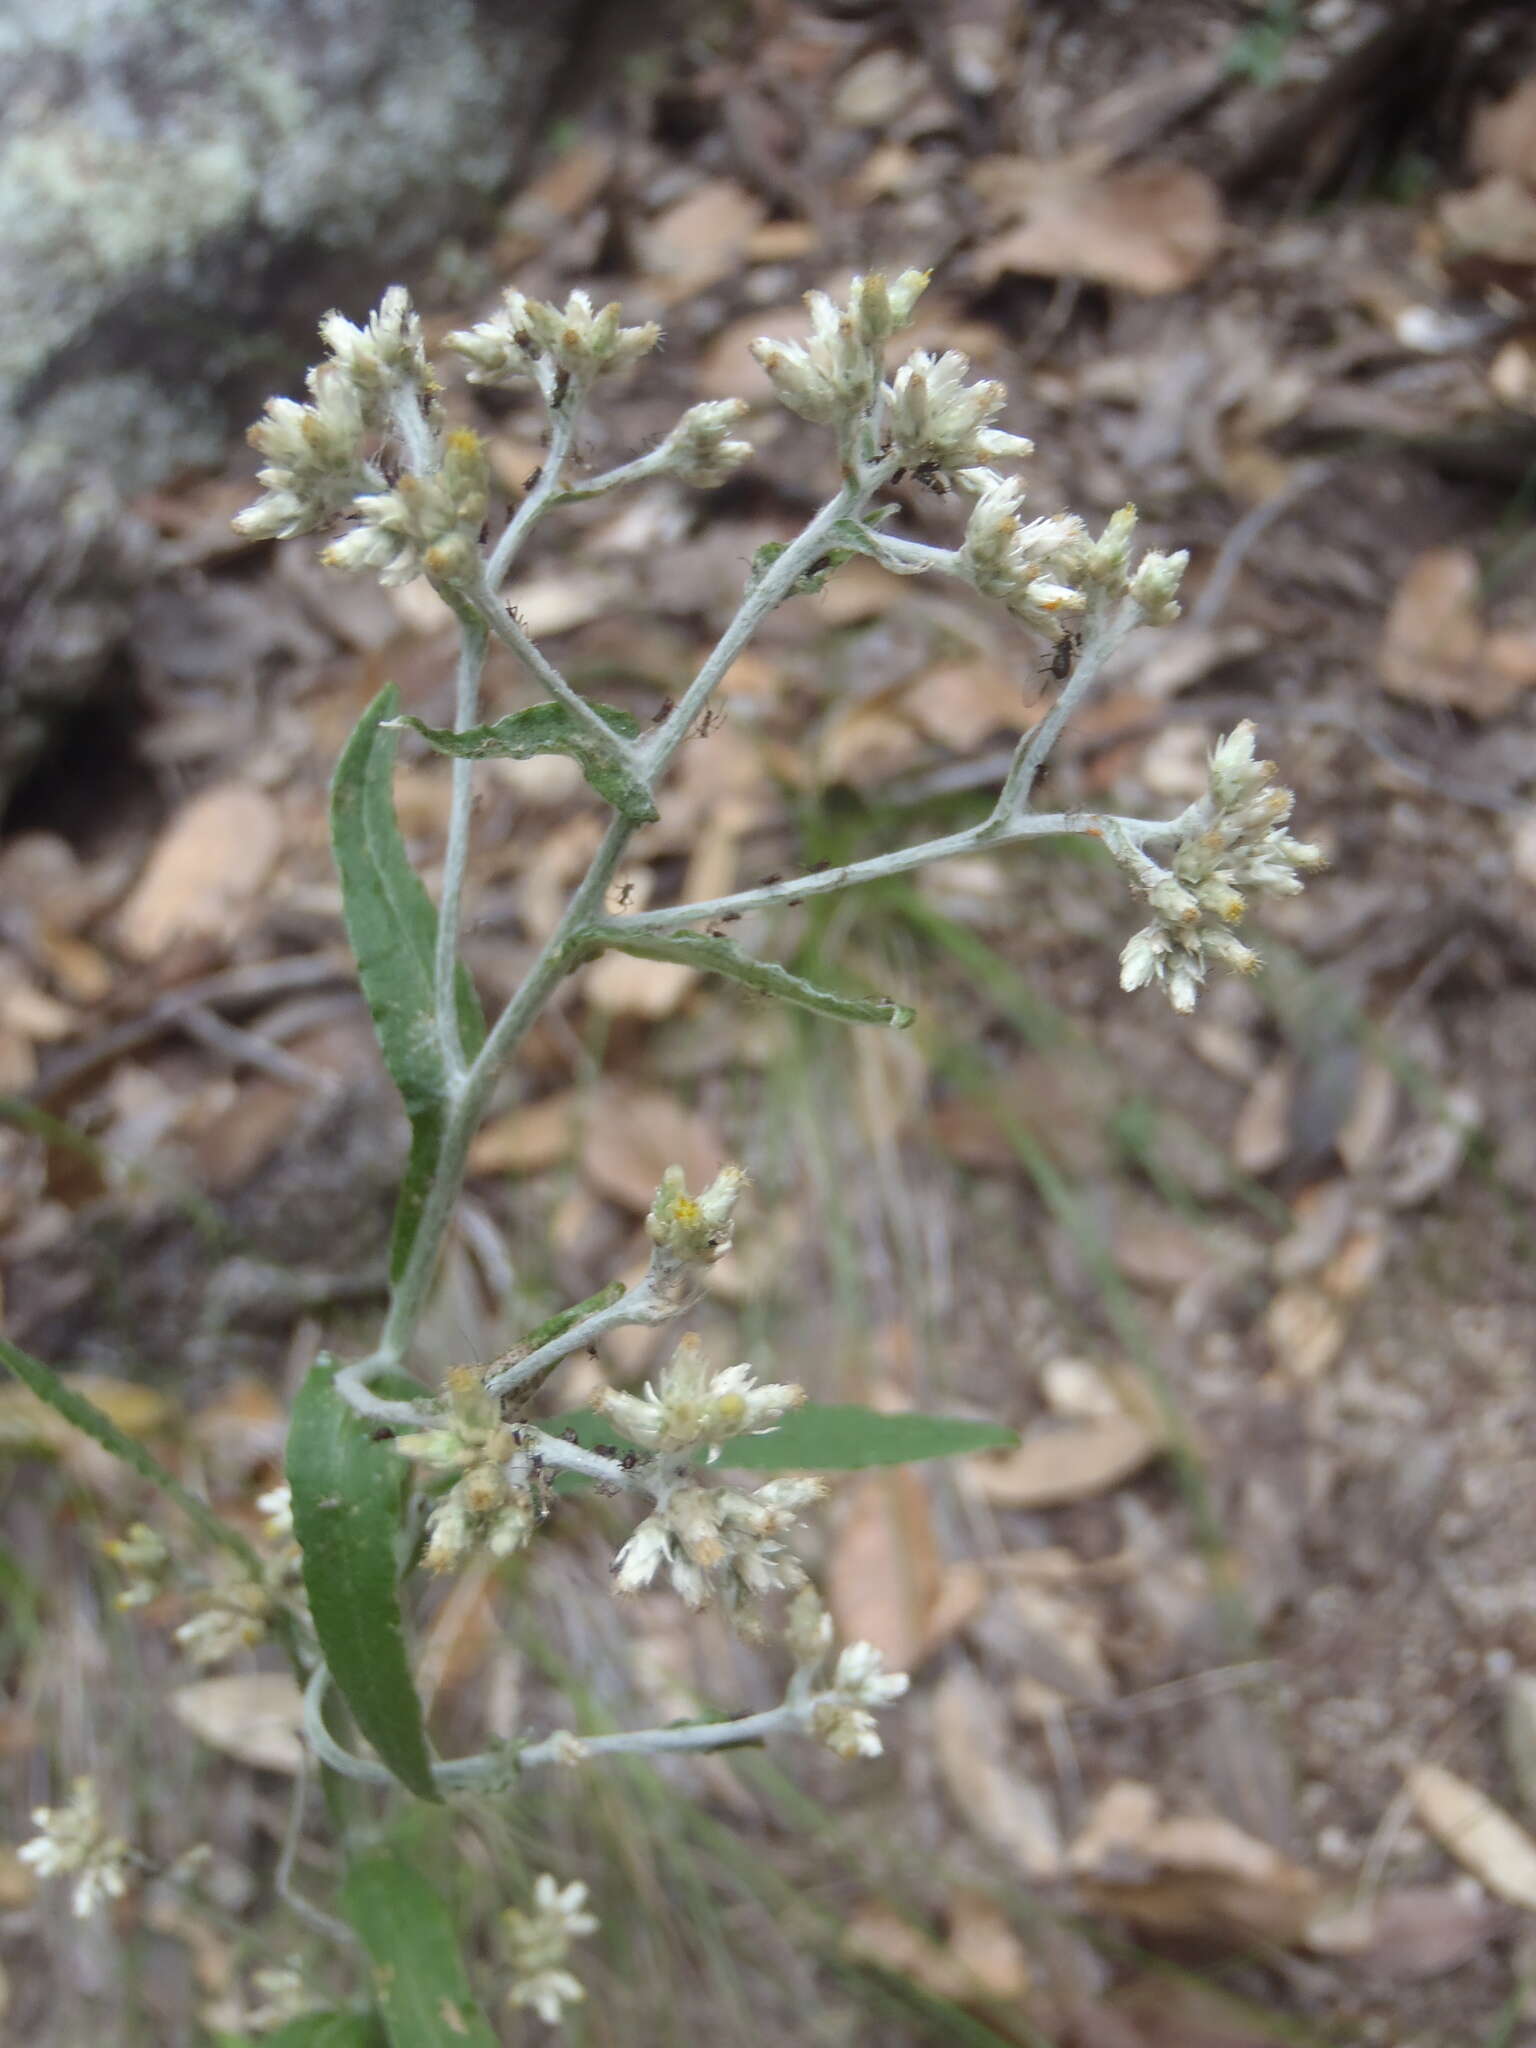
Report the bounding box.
[1409,1760,1536,1911]
[1471,72,1536,188]
[1378,548,1536,717]
[578,1084,722,1214]
[170,1672,306,1775]
[970,158,1224,295]
[1231,1058,1293,1175]
[964,1413,1163,1509]
[1307,1884,1505,1981]
[827,1465,942,1673]
[117,785,283,961]
[842,1891,1031,2002]
[468,1088,582,1179]
[1070,1779,1324,1946]
[636,180,766,302]
[1263,1282,1346,1382]
[833,47,927,127]
[931,1664,1061,1879]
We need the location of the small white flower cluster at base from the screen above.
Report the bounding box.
[787,1590,910,1759]
[503,1874,599,2027]
[18,1777,132,1919]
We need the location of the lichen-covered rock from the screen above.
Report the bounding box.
[0,0,595,807]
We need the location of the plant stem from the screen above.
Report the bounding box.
[994,598,1137,819]
[434,620,488,1082]
[486,403,579,587]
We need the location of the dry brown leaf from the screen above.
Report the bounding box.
[1379,548,1536,717]
[1306,1884,1505,1981]
[842,1892,1031,2002]
[636,180,766,302]
[901,660,1039,751]
[827,1465,942,1672]
[819,699,927,788]
[1231,1057,1293,1174]
[1471,73,1536,188]
[468,1088,582,1179]
[964,1414,1162,1509]
[169,1672,305,1775]
[0,1847,36,1909]
[971,159,1223,295]
[1408,1760,1536,1911]
[1070,1780,1323,1946]
[578,1084,721,1213]
[117,784,283,961]
[1440,173,1536,269]
[932,1664,1061,1878]
[1263,1282,1345,1381]
[832,47,927,127]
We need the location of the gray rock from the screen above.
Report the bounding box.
[0,0,598,808]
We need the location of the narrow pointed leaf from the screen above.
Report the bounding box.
[547,1400,1015,1474]
[342,1854,498,2048]
[252,2017,386,2048]
[0,1333,260,1571]
[332,683,484,1278]
[580,925,914,1029]
[287,1357,439,1801]
[394,702,657,824]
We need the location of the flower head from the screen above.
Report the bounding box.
[19,1778,132,1918]
[317,285,433,420]
[959,473,1088,635]
[394,1367,539,1572]
[594,1334,803,1460]
[101,1520,170,1610]
[503,1874,598,2027]
[612,1474,825,1615]
[322,427,489,588]
[655,399,754,486]
[233,368,380,542]
[808,1640,911,1759]
[447,288,659,399]
[884,351,1034,484]
[1116,721,1324,1011]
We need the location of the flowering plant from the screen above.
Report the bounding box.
[5,269,1319,2037]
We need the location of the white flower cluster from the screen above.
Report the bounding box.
[885,350,1034,485]
[613,1473,825,1615]
[645,1162,749,1266]
[233,370,380,542]
[786,1590,910,1759]
[322,426,490,589]
[1117,720,1325,1012]
[751,270,929,425]
[958,487,1189,643]
[316,287,434,417]
[595,1333,803,1461]
[173,1569,279,1667]
[654,399,754,487]
[19,1777,132,1919]
[233,286,435,544]
[502,1874,599,2027]
[100,1520,170,1610]
[394,1366,538,1573]
[446,287,660,398]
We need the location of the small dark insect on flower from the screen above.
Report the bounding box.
[707,922,728,939]
[760,872,783,888]
[720,909,743,923]
[506,602,527,629]
[810,859,831,873]
[620,1451,639,1471]
[616,880,636,909]
[551,369,571,407]
[524,465,543,492]
[593,1444,617,1460]
[913,460,948,496]
[478,519,492,547]
[378,450,402,488]
[698,707,726,738]
[562,1427,579,1444]
[1040,630,1081,683]
[651,696,674,724]
[371,1427,395,1443]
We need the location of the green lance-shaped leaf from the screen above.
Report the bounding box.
[0,1333,262,1572]
[287,1357,439,1801]
[393,700,658,825]
[577,925,915,1030]
[548,1400,1016,1474]
[241,2016,387,2048]
[342,1854,498,2048]
[332,684,485,1279]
